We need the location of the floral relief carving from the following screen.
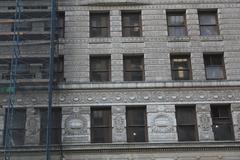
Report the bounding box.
[151,115,174,133]
[199,114,211,131]
[113,115,125,133]
[65,112,88,136]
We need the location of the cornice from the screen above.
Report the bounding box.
[0,142,239,153]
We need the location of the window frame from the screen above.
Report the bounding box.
[90,55,111,82]
[121,11,142,37]
[4,108,26,146]
[210,104,235,141]
[39,108,62,145]
[170,54,192,80]
[90,107,112,143]
[123,55,144,81]
[198,10,220,36]
[175,105,198,141]
[203,53,226,80]
[89,11,110,38]
[126,106,148,142]
[166,11,187,37]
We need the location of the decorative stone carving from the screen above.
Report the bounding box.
[151,115,174,133]
[199,114,211,131]
[113,116,125,133]
[65,113,88,136]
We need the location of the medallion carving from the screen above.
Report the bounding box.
[113,116,125,133]
[199,114,211,131]
[151,115,174,133]
[65,113,88,136]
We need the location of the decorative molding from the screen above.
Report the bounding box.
[199,114,211,132]
[1,87,240,107]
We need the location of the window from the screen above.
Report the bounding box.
[126,106,147,142]
[91,107,112,143]
[204,54,226,80]
[198,10,219,36]
[44,12,65,38]
[176,106,198,141]
[4,109,26,146]
[211,104,234,140]
[167,11,187,36]
[90,56,111,82]
[123,55,144,81]
[171,55,192,80]
[122,11,142,37]
[90,12,110,37]
[40,108,61,145]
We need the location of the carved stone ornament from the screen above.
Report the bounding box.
[65,113,88,136]
[151,115,174,133]
[199,114,211,131]
[26,117,38,136]
[113,116,125,133]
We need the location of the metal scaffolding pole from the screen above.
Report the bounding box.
[46,0,57,159]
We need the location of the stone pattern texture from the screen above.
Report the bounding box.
[0,0,240,159]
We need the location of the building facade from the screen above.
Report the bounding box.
[0,0,240,159]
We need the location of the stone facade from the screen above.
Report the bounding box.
[0,0,240,159]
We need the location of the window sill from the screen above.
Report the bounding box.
[200,35,223,42]
[167,36,190,42]
[88,38,112,44]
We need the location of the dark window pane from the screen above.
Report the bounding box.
[91,127,112,143]
[168,27,187,36]
[122,12,141,37]
[123,27,141,37]
[90,12,109,37]
[126,107,147,142]
[167,15,185,26]
[200,26,219,36]
[90,56,110,82]
[171,56,191,80]
[205,66,225,79]
[211,105,234,140]
[40,108,62,145]
[177,125,197,141]
[5,109,26,146]
[176,106,198,141]
[204,54,225,80]
[124,71,143,81]
[199,14,217,25]
[11,129,25,146]
[127,127,146,142]
[199,11,219,36]
[91,108,111,127]
[91,107,112,143]
[127,108,145,126]
[124,56,144,81]
[167,12,187,36]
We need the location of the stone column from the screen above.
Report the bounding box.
[147,104,177,142]
[25,108,40,145]
[196,104,214,141]
[112,106,126,142]
[231,103,240,141]
[0,107,5,145]
[62,107,90,144]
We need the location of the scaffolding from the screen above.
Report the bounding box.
[1,0,59,160]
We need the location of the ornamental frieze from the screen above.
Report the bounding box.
[0,87,240,106]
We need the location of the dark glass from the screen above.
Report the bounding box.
[90,56,110,82]
[177,125,197,141]
[91,107,112,143]
[176,106,198,141]
[40,108,61,145]
[212,124,234,140]
[122,12,141,37]
[211,105,234,140]
[124,56,144,81]
[127,127,146,142]
[167,12,187,36]
[126,107,147,142]
[90,12,109,37]
[200,26,219,36]
[199,11,219,36]
[171,56,191,80]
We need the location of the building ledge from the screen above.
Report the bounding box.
[0,142,239,153]
[79,0,150,6]
[58,80,240,90]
